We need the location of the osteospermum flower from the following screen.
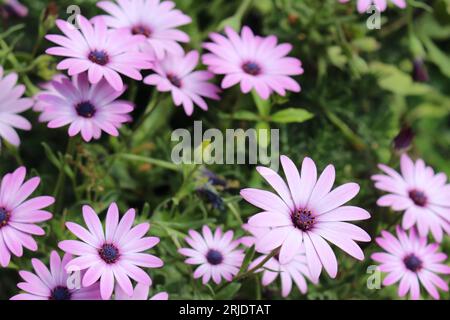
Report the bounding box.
[178,226,245,284]
[59,203,163,300]
[36,73,134,142]
[115,283,168,300]
[45,15,152,91]
[241,156,371,281]
[202,26,303,100]
[97,0,191,60]
[11,251,101,300]
[144,51,220,116]
[372,227,450,300]
[339,0,406,13]
[0,167,54,267]
[250,250,317,297]
[372,154,450,242]
[0,67,33,147]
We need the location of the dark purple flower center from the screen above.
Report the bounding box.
[292,209,315,231]
[75,101,96,118]
[88,50,109,66]
[50,286,72,300]
[167,73,182,88]
[99,243,120,264]
[0,207,10,228]
[242,61,261,76]
[206,249,223,265]
[403,254,422,272]
[409,189,427,207]
[131,25,152,38]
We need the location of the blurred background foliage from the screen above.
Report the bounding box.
[0,0,449,299]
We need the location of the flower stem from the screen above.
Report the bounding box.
[52,138,77,214]
[132,91,161,132]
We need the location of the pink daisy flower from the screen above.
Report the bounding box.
[241,156,371,281]
[0,67,33,147]
[36,73,134,142]
[144,50,220,116]
[339,0,406,13]
[178,226,245,285]
[202,26,303,100]
[97,0,191,60]
[58,203,163,300]
[115,283,168,300]
[372,227,450,300]
[11,251,101,300]
[45,15,152,91]
[0,167,54,267]
[372,154,450,242]
[250,250,316,297]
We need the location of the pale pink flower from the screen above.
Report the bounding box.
[372,227,450,300]
[59,203,163,300]
[203,26,303,100]
[0,167,54,267]
[241,156,371,281]
[97,0,191,60]
[339,0,406,13]
[11,251,101,300]
[144,50,220,116]
[178,226,245,285]
[36,73,134,142]
[115,283,168,300]
[45,15,152,91]
[0,67,33,147]
[372,154,450,242]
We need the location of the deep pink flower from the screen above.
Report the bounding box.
[115,283,168,300]
[0,167,54,267]
[0,67,33,147]
[58,203,163,300]
[97,0,191,60]
[178,226,244,285]
[339,0,406,13]
[372,227,450,300]
[144,50,220,116]
[45,15,152,91]
[11,251,101,300]
[241,156,371,281]
[372,154,450,242]
[202,26,303,100]
[36,73,134,142]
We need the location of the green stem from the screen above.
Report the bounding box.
[117,153,179,172]
[132,91,161,132]
[52,138,77,214]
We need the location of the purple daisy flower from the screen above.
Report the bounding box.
[202,26,303,100]
[144,50,221,116]
[0,167,54,267]
[97,0,191,60]
[241,156,371,281]
[372,154,450,242]
[11,251,101,300]
[58,203,163,300]
[36,73,134,142]
[0,67,33,147]
[372,227,450,300]
[178,226,245,285]
[115,283,168,300]
[45,15,153,91]
[339,0,406,13]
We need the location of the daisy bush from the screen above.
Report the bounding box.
[0,0,449,301]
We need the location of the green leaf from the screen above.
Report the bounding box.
[237,245,256,276]
[270,108,314,124]
[232,110,261,121]
[215,283,242,299]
